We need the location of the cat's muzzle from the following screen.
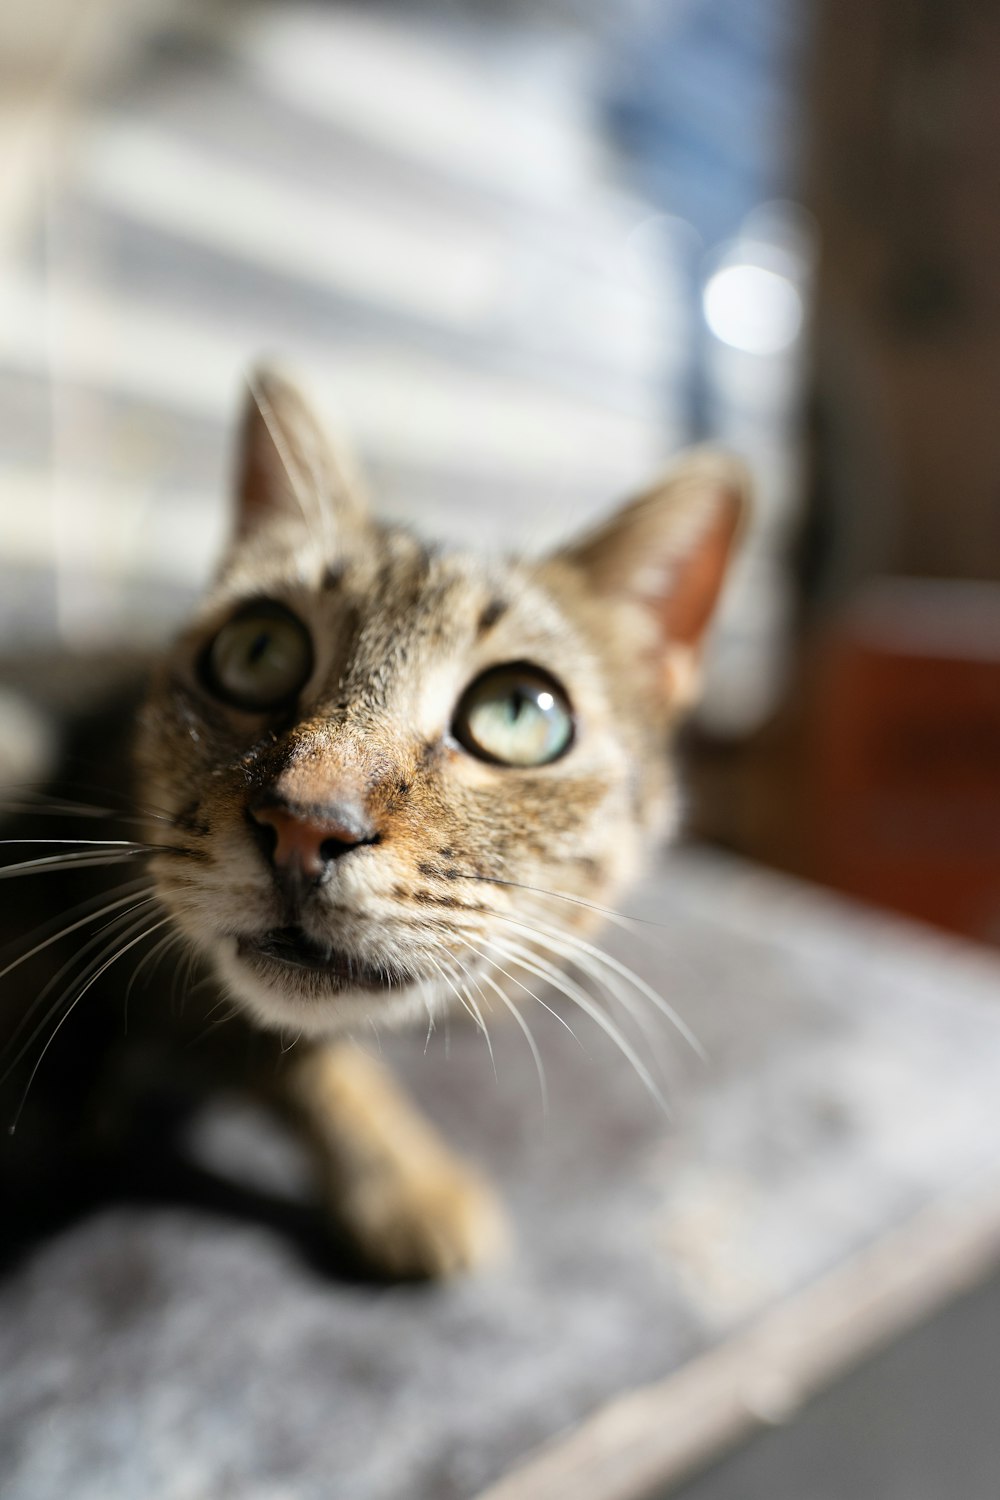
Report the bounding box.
[237,926,405,993]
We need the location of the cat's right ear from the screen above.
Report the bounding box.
[557,449,750,708]
[232,368,369,546]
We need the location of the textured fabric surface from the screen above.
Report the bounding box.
[3,849,1000,1500]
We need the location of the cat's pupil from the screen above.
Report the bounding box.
[248,633,270,666]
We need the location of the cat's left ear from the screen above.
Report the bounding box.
[558,450,750,705]
[232,367,369,546]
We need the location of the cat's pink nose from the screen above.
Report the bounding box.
[249,799,377,879]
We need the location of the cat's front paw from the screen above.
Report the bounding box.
[333,1156,510,1280]
[282,1042,509,1279]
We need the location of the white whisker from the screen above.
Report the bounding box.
[366,1015,384,1056]
[123,926,184,1030]
[0,849,149,880]
[496,909,705,1061]
[1,894,159,1060]
[495,930,671,1081]
[0,881,153,988]
[8,914,172,1133]
[0,838,150,849]
[460,938,581,1045]
[489,937,669,1113]
[426,948,497,1079]
[475,963,548,1116]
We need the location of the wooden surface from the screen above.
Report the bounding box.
[475,1166,1000,1500]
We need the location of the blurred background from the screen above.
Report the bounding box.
[2,0,998,953]
[1,0,999,1495]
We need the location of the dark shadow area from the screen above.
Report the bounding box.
[2,1116,394,1289]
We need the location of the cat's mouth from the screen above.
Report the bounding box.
[237,926,408,992]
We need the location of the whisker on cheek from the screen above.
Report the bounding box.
[479,936,669,1114]
[424,948,497,1077]
[442,870,659,929]
[6,913,173,1132]
[123,927,188,1028]
[1,894,160,1063]
[0,878,153,987]
[490,909,704,1060]
[492,933,673,1091]
[460,938,580,1047]
[0,850,151,880]
[475,963,548,1116]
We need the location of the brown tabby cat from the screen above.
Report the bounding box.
[0,371,747,1278]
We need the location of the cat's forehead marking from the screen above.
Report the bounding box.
[476,597,509,636]
[280,532,589,756]
[335,533,527,654]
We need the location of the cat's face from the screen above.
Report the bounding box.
[137,374,746,1036]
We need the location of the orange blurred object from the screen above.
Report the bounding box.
[813,580,1000,946]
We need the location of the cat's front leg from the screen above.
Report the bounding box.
[273,1042,509,1279]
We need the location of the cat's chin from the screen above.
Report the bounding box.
[212,933,435,1036]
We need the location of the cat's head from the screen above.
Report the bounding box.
[137,372,748,1036]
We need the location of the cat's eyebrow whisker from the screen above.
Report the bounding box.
[6,913,173,1132]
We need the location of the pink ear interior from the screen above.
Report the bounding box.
[230,370,368,547]
[233,372,318,539]
[234,386,284,535]
[658,490,744,649]
[561,453,749,658]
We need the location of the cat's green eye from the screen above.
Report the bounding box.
[202,602,313,711]
[453,663,573,767]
